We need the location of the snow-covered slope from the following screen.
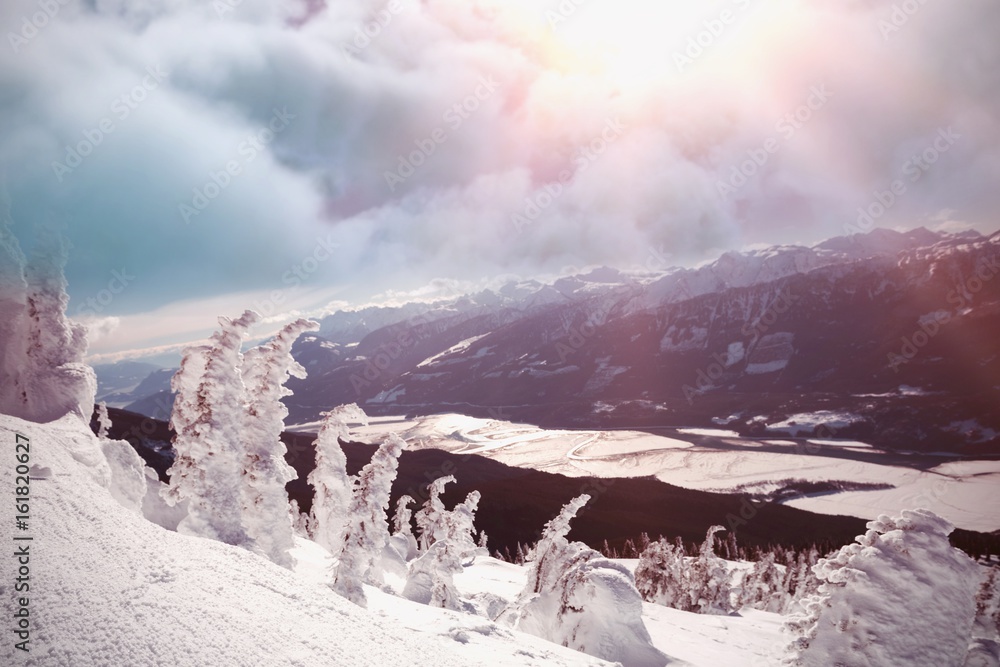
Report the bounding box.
[0,411,802,666]
[292,526,786,667]
[0,413,609,667]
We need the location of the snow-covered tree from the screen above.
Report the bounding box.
[289,499,313,539]
[21,231,97,422]
[635,526,735,614]
[740,552,788,613]
[402,483,485,610]
[635,537,688,609]
[783,548,821,612]
[523,494,591,597]
[308,403,368,556]
[96,401,112,440]
[240,318,319,569]
[414,475,455,551]
[92,400,149,514]
[436,490,481,553]
[687,525,735,614]
[402,538,468,611]
[391,495,418,561]
[973,567,1000,640]
[0,212,95,422]
[784,509,981,667]
[968,566,1000,664]
[502,495,667,666]
[393,495,416,538]
[332,433,405,606]
[163,310,259,546]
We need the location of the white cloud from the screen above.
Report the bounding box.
[2,0,998,359]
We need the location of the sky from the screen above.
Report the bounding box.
[1,0,998,363]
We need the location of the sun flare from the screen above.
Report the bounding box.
[552,1,708,83]
[485,0,772,91]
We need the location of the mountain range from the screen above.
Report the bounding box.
[95,226,1000,454]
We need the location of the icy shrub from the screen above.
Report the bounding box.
[240,318,319,569]
[402,482,483,611]
[391,494,418,561]
[309,404,368,556]
[332,433,405,606]
[0,212,95,423]
[163,311,259,546]
[503,495,668,666]
[414,474,455,551]
[784,509,980,667]
[635,525,736,614]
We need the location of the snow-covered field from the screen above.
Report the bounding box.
[298,413,1000,533]
[295,539,784,667]
[0,413,784,666]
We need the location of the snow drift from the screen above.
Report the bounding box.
[0,413,611,666]
[784,509,982,667]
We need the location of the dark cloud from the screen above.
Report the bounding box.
[0,0,997,355]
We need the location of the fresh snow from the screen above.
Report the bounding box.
[765,411,862,436]
[295,521,785,667]
[1,411,804,666]
[783,459,1000,532]
[417,335,490,368]
[678,428,741,438]
[0,413,609,667]
[804,439,876,450]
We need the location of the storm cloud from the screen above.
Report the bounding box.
[1,0,998,357]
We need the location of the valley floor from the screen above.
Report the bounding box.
[304,413,1000,533]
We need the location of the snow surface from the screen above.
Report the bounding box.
[295,530,785,667]
[0,412,795,666]
[784,510,981,667]
[678,428,741,438]
[417,335,490,368]
[0,414,606,666]
[783,460,1000,532]
[765,411,862,436]
[337,414,1000,532]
